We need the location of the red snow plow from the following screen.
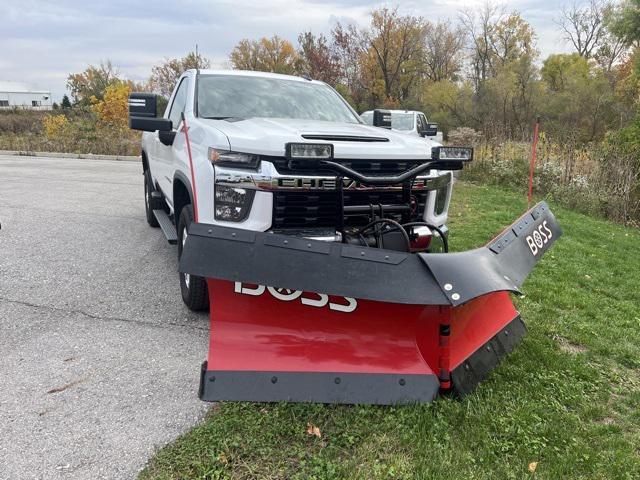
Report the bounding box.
[180,201,561,405]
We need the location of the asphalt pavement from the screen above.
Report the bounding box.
[0,155,210,479]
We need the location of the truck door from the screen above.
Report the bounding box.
[155,77,189,198]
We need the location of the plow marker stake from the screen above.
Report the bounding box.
[182,202,561,405]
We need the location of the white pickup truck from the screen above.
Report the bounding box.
[360,109,444,144]
[128,70,471,311]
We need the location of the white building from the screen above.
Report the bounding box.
[0,81,53,110]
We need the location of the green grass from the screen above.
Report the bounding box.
[140,182,640,480]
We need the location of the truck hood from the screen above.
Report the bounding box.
[201,117,440,160]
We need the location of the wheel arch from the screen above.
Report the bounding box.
[173,171,194,222]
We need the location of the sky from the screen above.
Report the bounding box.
[1,0,573,101]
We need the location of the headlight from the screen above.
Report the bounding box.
[286,143,333,160]
[431,146,473,162]
[209,148,260,169]
[214,185,256,222]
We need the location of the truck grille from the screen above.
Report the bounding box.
[272,190,428,229]
[264,156,421,176]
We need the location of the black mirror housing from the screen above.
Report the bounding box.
[130,116,173,132]
[422,123,438,137]
[128,93,172,132]
[373,109,392,129]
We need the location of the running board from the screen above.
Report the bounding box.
[153,209,177,244]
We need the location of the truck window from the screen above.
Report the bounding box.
[168,78,189,129]
[390,113,414,131]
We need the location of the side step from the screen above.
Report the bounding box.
[153,210,177,244]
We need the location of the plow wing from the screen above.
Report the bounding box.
[181,202,561,404]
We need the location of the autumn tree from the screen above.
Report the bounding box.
[149,52,211,98]
[366,8,427,103]
[67,60,120,105]
[91,82,132,132]
[297,31,342,84]
[331,22,368,108]
[229,36,298,75]
[422,21,466,82]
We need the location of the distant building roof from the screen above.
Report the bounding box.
[0,81,50,93]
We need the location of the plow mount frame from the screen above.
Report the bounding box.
[181,202,561,405]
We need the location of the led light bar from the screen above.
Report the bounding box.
[285,143,334,161]
[432,146,474,162]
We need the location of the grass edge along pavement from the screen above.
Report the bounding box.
[140,181,640,480]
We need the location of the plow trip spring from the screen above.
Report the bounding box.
[181,202,561,405]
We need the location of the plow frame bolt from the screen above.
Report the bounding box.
[334,377,341,384]
[451,293,460,301]
[271,376,278,384]
[399,378,406,386]
[444,283,453,291]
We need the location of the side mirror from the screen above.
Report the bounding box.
[373,109,392,129]
[128,93,172,132]
[421,123,438,137]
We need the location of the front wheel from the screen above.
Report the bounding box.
[177,205,209,311]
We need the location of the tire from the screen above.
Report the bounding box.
[177,205,209,311]
[144,169,165,228]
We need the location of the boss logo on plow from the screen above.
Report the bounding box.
[234,282,358,313]
[525,220,553,256]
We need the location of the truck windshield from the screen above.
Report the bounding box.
[391,113,414,131]
[197,75,361,124]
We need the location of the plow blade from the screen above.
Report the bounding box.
[182,202,561,404]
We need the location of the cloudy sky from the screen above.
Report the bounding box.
[2,0,573,101]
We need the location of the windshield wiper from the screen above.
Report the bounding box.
[202,116,245,122]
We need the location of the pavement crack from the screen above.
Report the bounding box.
[0,296,207,332]
[47,377,87,394]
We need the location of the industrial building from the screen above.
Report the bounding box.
[0,81,53,110]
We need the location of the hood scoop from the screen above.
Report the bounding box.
[301,134,390,143]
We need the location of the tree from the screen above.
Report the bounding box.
[460,2,503,89]
[67,60,120,105]
[541,53,616,143]
[61,94,72,109]
[91,83,132,132]
[229,36,298,75]
[557,0,612,58]
[422,21,466,82]
[608,0,640,45]
[297,31,342,84]
[149,52,211,98]
[541,53,590,91]
[331,22,368,108]
[365,7,427,103]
